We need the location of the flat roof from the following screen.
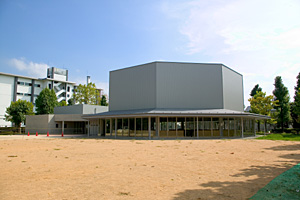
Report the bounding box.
[83,108,270,120]
[0,72,76,84]
[110,61,242,76]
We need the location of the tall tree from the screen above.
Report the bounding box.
[250,84,262,97]
[58,100,67,107]
[248,91,278,132]
[35,88,58,114]
[5,99,34,133]
[73,82,100,105]
[100,95,108,106]
[273,76,291,132]
[291,72,300,128]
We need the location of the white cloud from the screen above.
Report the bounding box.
[8,57,49,78]
[162,0,300,106]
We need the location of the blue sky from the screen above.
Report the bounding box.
[1,0,300,106]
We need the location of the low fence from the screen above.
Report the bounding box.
[25,128,86,135]
[0,127,25,134]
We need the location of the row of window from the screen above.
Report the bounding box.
[17,93,38,97]
[17,81,40,87]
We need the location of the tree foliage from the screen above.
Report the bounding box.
[250,84,262,97]
[248,91,278,124]
[291,72,300,128]
[5,99,34,131]
[273,76,291,132]
[67,98,74,106]
[35,88,58,114]
[73,83,100,105]
[100,95,108,106]
[58,100,67,107]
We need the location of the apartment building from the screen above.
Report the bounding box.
[0,67,76,127]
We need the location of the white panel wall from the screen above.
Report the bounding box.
[0,75,14,126]
[222,66,244,111]
[156,62,224,109]
[109,63,156,111]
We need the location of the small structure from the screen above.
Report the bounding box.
[84,61,269,138]
[26,104,108,135]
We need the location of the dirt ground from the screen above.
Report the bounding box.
[0,136,300,200]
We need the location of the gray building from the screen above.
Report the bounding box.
[26,104,108,135]
[85,61,269,138]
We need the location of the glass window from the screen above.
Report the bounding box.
[212,118,220,137]
[203,117,211,137]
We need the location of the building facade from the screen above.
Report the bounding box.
[25,104,108,135]
[84,61,269,138]
[0,67,76,127]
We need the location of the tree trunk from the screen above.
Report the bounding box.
[18,123,21,134]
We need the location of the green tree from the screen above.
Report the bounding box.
[250,84,262,97]
[100,95,108,106]
[58,100,67,107]
[291,72,300,128]
[35,88,58,114]
[248,91,278,132]
[67,98,74,106]
[73,82,100,105]
[5,99,34,133]
[273,76,291,132]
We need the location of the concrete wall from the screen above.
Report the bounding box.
[109,62,156,111]
[0,74,14,127]
[25,114,58,134]
[54,104,108,114]
[156,62,224,109]
[222,66,244,111]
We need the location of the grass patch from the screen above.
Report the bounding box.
[8,155,17,157]
[53,148,61,150]
[256,133,300,141]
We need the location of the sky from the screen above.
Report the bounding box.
[0,0,300,107]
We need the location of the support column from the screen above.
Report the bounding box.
[176,117,178,138]
[134,118,136,137]
[264,119,266,136]
[167,117,169,137]
[184,117,187,137]
[241,118,244,138]
[110,119,112,136]
[254,119,256,137]
[62,121,65,136]
[115,118,117,138]
[156,117,159,137]
[197,117,199,138]
[122,118,124,136]
[148,117,151,140]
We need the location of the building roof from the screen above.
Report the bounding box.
[0,72,76,84]
[111,61,242,76]
[83,108,270,119]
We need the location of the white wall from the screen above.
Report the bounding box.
[222,66,244,111]
[0,74,14,126]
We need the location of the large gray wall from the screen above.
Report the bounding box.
[109,62,244,111]
[156,62,224,109]
[109,63,156,111]
[222,66,244,111]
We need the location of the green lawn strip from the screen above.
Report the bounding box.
[256,133,300,141]
[250,163,300,199]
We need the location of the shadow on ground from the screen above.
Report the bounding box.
[172,143,300,200]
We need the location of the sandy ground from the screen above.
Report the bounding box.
[0,136,300,200]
